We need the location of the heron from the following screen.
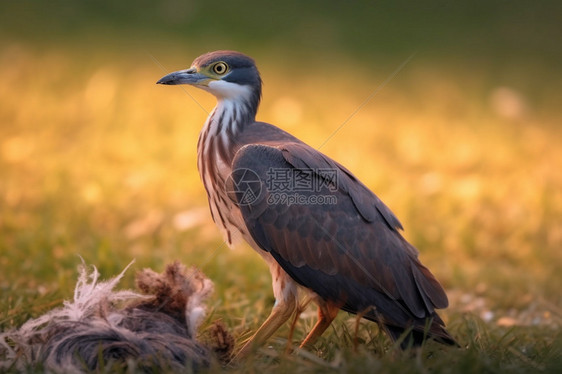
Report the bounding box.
[157,50,457,357]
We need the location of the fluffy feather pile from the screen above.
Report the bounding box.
[0,260,233,372]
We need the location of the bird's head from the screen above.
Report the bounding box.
[157,50,262,112]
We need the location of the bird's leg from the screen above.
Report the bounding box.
[234,295,296,360]
[285,296,313,354]
[234,263,297,360]
[299,300,340,349]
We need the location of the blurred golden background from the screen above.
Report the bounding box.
[0,1,561,365]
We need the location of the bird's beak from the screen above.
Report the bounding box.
[156,68,210,86]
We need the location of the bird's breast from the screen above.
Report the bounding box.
[197,122,251,247]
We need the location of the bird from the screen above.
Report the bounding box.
[157,50,457,357]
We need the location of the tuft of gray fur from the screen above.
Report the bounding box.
[0,260,233,373]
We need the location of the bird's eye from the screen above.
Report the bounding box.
[212,62,228,75]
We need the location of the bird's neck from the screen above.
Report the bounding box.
[197,98,255,184]
[198,98,254,153]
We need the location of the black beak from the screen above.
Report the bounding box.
[157,68,204,85]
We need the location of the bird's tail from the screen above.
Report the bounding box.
[381,314,459,349]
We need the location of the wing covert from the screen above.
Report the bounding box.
[229,143,448,324]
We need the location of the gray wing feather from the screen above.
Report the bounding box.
[230,143,448,327]
[280,143,404,231]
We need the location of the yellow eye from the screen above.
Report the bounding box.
[212,62,228,75]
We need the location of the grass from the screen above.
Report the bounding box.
[0,41,561,373]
